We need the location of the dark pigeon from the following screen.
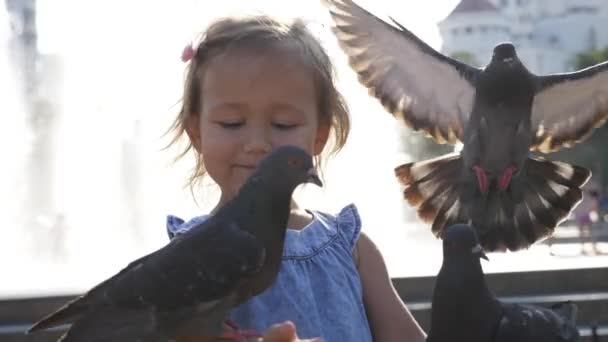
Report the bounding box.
[26,145,323,342]
[428,223,580,342]
[322,0,607,251]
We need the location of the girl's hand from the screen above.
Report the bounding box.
[173,321,322,342]
[257,321,322,342]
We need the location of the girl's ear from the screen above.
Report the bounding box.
[313,122,330,156]
[184,113,202,153]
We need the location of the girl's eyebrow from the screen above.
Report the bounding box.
[208,102,309,116]
[206,102,246,114]
[269,103,307,116]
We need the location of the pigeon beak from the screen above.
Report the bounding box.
[472,244,489,261]
[306,168,323,187]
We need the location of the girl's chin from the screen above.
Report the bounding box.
[222,179,248,198]
[233,168,256,183]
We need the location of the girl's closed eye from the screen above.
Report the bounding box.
[271,104,307,130]
[217,120,244,129]
[273,121,299,130]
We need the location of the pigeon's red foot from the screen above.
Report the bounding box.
[498,165,518,191]
[219,320,262,342]
[472,165,489,193]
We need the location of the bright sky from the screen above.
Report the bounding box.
[36,0,460,53]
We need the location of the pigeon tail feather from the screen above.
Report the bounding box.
[498,158,591,249]
[395,154,590,251]
[472,157,589,251]
[27,296,91,333]
[395,153,466,237]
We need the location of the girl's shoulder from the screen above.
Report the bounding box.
[166,214,209,239]
[165,203,363,256]
[310,203,362,252]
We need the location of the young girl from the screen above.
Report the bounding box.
[165,15,426,342]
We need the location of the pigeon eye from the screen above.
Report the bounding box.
[287,156,301,168]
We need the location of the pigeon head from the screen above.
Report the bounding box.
[491,42,519,66]
[252,145,322,192]
[443,224,489,260]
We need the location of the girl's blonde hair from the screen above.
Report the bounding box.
[167,15,350,190]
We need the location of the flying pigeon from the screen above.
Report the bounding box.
[26,145,323,342]
[323,0,608,251]
[428,223,580,342]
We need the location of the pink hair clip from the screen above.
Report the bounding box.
[181,43,196,63]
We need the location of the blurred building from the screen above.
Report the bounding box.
[438,0,608,73]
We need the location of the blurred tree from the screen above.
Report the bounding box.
[399,128,454,162]
[570,46,608,71]
[450,50,481,67]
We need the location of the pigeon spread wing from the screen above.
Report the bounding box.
[324,0,480,144]
[531,61,608,152]
[494,302,580,342]
[106,217,266,308]
[29,217,265,338]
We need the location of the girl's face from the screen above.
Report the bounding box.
[186,45,329,201]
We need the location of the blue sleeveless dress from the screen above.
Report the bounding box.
[166,204,373,342]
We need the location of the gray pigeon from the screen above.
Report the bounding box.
[428,223,580,342]
[323,0,607,251]
[26,145,322,342]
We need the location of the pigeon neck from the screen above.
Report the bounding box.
[437,256,494,303]
[430,257,501,340]
[429,255,501,342]
[222,178,295,301]
[477,65,534,105]
[234,177,294,240]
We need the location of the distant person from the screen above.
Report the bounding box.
[599,194,608,222]
[574,190,600,255]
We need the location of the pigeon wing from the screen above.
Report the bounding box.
[324,0,480,144]
[494,302,580,342]
[28,218,265,332]
[106,217,266,309]
[530,61,608,152]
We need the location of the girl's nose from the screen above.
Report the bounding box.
[243,126,272,155]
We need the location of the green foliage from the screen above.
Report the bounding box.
[399,128,454,162]
[570,47,608,69]
[450,51,481,67]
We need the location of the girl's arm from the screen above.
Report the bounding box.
[355,232,427,342]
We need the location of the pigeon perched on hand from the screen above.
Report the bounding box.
[323,0,607,251]
[428,223,580,342]
[27,145,322,342]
